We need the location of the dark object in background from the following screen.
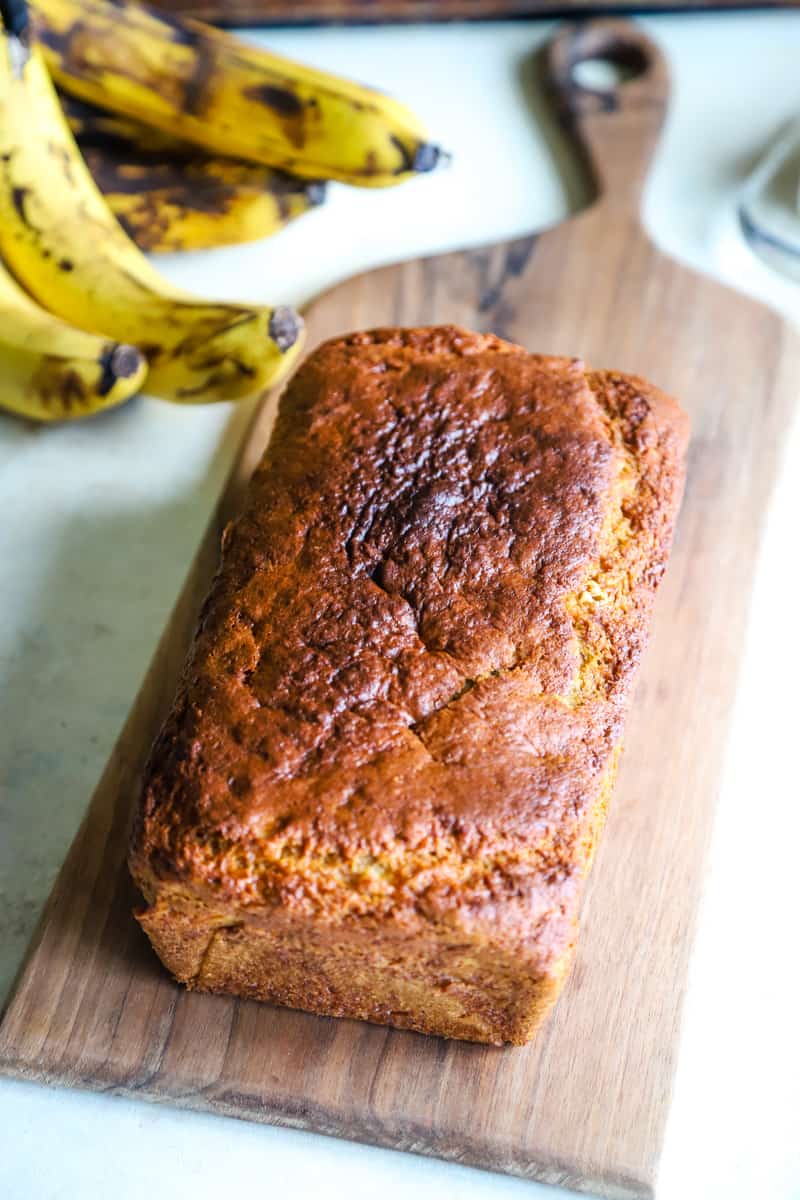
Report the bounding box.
[155,0,794,27]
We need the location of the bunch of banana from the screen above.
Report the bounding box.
[31,0,444,187]
[63,93,327,253]
[0,12,304,411]
[0,255,146,421]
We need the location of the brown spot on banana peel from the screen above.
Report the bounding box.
[130,178,234,217]
[111,190,175,251]
[157,311,266,367]
[181,38,215,119]
[242,84,307,151]
[191,355,255,376]
[11,184,31,224]
[32,358,89,412]
[388,135,414,174]
[60,90,180,157]
[175,361,256,399]
[114,185,315,253]
[83,146,235,214]
[173,310,259,352]
[274,191,289,222]
[47,139,76,185]
[37,16,193,113]
[81,146,315,221]
[34,18,101,82]
[243,84,303,118]
[29,353,138,417]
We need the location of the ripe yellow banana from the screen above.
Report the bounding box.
[0,254,146,421]
[31,0,445,187]
[62,91,327,253]
[81,145,326,253]
[0,27,303,403]
[63,93,327,254]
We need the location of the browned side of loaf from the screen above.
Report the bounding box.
[130,326,688,1045]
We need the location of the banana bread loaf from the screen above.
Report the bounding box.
[130,326,689,1045]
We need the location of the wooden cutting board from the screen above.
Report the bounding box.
[160,0,792,27]
[1,20,797,1198]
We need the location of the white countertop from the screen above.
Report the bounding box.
[2,12,799,1199]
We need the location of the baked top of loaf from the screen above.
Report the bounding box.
[132,326,688,980]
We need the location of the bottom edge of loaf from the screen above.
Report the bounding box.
[135,889,571,1047]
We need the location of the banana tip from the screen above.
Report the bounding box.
[306,181,328,207]
[413,143,451,174]
[269,307,303,354]
[98,343,145,396]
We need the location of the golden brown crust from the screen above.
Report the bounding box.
[130,326,688,1044]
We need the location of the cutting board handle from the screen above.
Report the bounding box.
[544,19,669,221]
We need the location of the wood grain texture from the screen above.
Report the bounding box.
[156,0,795,27]
[2,20,798,1198]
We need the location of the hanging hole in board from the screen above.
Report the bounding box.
[571,45,649,92]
